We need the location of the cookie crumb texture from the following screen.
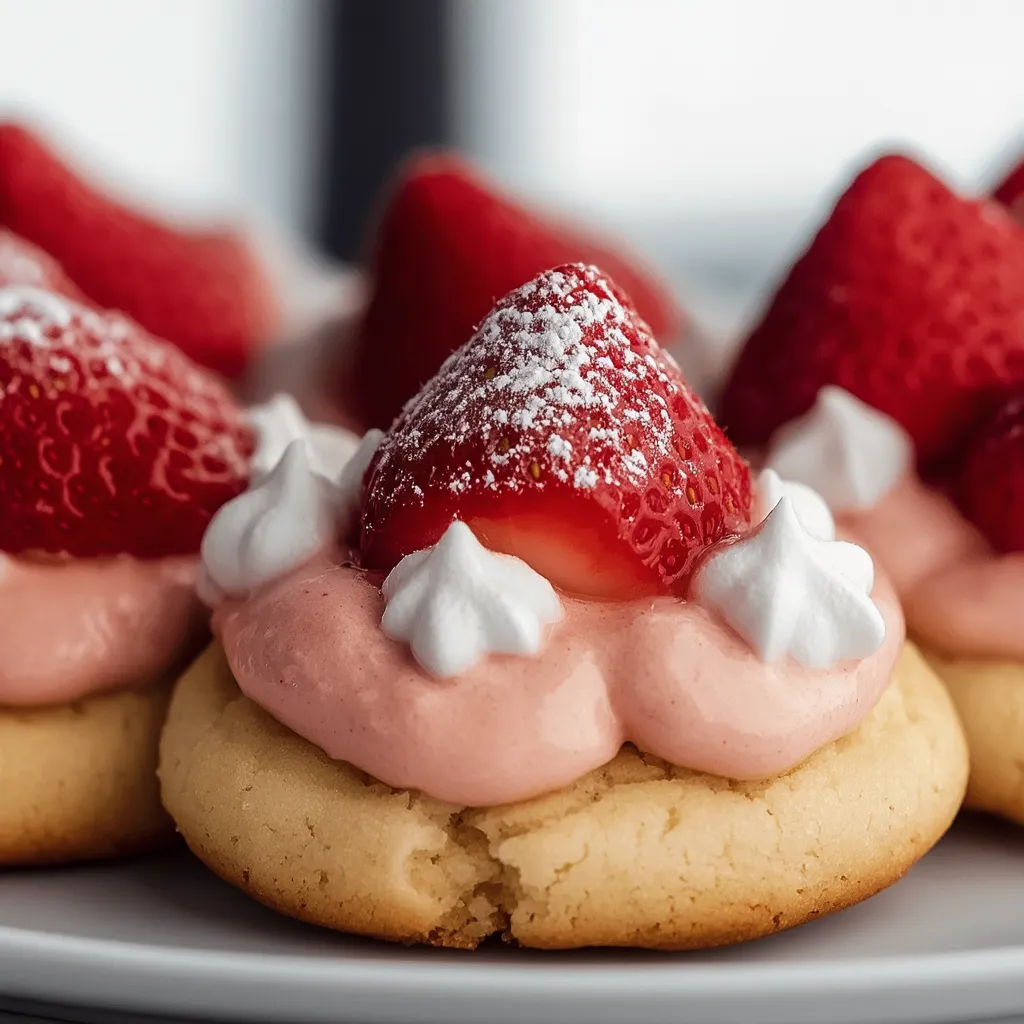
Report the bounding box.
[0,682,176,865]
[160,645,966,950]
[922,650,1024,826]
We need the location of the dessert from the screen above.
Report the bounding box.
[339,152,682,430]
[161,264,966,949]
[0,124,278,378]
[0,285,252,865]
[721,153,1024,825]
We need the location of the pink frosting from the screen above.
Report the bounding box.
[216,550,903,807]
[840,475,1024,659]
[0,554,205,707]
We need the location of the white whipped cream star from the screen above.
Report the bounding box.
[765,386,912,512]
[248,393,361,481]
[694,496,885,669]
[201,441,335,600]
[381,521,563,677]
[757,468,835,540]
[337,427,384,515]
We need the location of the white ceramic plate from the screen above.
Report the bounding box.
[0,816,1021,1024]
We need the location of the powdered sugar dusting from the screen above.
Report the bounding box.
[574,465,598,489]
[0,285,249,454]
[0,286,76,348]
[370,265,683,504]
[547,434,572,460]
[0,286,140,383]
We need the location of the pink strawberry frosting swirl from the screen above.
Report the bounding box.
[0,554,205,707]
[215,547,903,807]
[840,475,1024,660]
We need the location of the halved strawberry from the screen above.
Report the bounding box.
[345,152,682,429]
[360,264,750,598]
[720,154,1024,465]
[955,386,1024,553]
[993,157,1024,222]
[0,228,88,302]
[0,124,277,378]
[0,286,253,559]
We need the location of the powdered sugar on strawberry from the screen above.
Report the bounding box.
[378,267,697,497]
[0,286,74,350]
[0,286,253,559]
[362,264,750,595]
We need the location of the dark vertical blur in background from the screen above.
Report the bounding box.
[319,0,452,261]
[2,0,1023,325]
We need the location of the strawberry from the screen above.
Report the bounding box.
[360,264,750,598]
[0,228,89,302]
[720,154,1024,465]
[345,152,682,429]
[993,158,1024,222]
[0,124,277,378]
[0,286,253,559]
[955,386,1024,553]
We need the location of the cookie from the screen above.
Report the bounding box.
[920,649,1024,826]
[0,681,176,866]
[160,642,967,950]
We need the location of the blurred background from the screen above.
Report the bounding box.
[2,0,1023,348]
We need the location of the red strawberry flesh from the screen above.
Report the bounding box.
[346,153,682,430]
[0,286,253,559]
[720,154,1024,465]
[361,264,750,598]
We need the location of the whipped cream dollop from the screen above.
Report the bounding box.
[337,427,384,515]
[248,393,360,481]
[757,468,835,540]
[765,387,912,512]
[381,521,563,677]
[695,496,885,669]
[200,398,382,603]
[201,442,339,601]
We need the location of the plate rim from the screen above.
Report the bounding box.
[2,924,1023,994]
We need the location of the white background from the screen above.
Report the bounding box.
[0,0,323,232]
[1,0,1022,289]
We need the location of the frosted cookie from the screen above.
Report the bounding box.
[162,641,963,949]
[162,264,967,948]
[716,153,1024,826]
[757,389,1024,825]
[920,654,1024,825]
[0,286,252,865]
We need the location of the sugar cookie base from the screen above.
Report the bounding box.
[921,648,1024,826]
[0,681,176,866]
[160,643,967,949]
